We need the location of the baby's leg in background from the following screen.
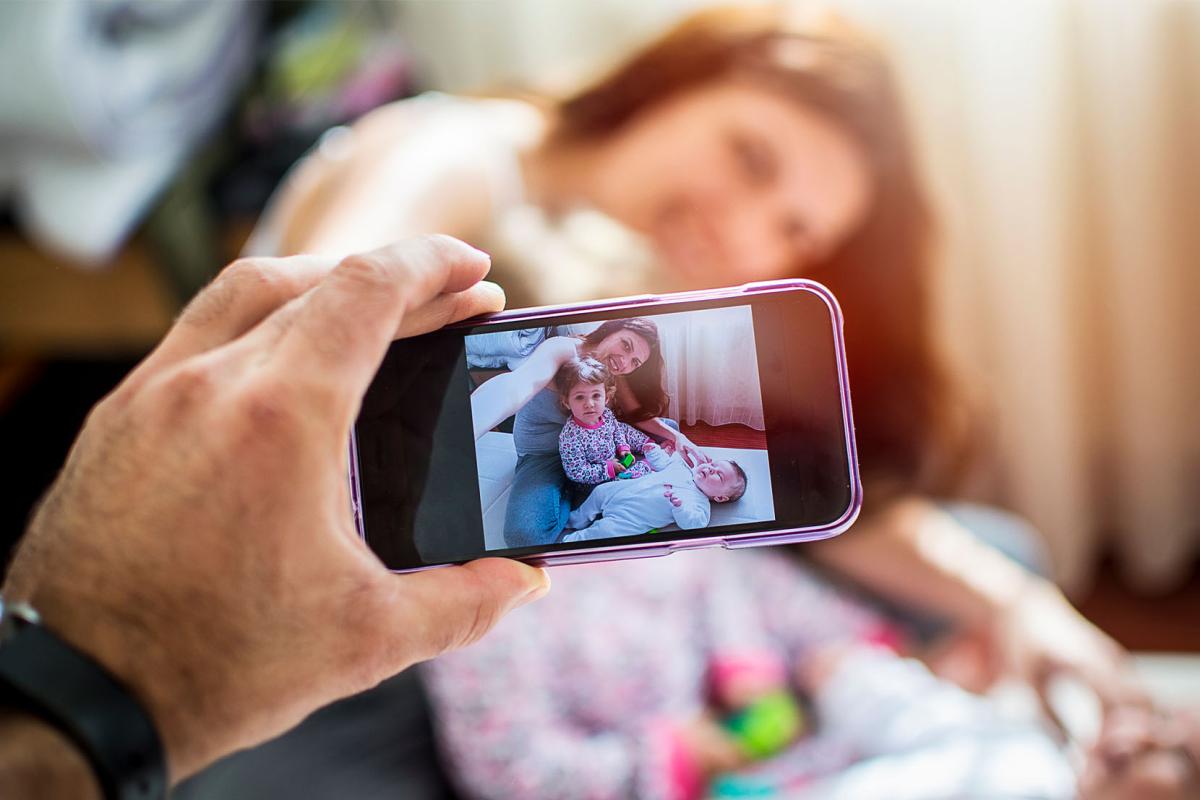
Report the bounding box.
[562,513,641,543]
[566,481,616,530]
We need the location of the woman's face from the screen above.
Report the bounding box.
[587,330,652,376]
[591,78,874,286]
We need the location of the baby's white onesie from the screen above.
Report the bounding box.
[563,449,710,541]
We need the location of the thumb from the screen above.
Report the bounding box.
[380,559,550,669]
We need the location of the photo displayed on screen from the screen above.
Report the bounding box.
[465,305,776,551]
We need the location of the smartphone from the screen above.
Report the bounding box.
[351,280,860,571]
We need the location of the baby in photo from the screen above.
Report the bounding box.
[556,356,657,484]
[563,443,747,541]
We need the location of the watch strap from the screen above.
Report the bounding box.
[0,619,166,800]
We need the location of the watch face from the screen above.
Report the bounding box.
[0,599,40,640]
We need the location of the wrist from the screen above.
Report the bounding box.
[28,584,202,781]
[898,501,1038,630]
[0,708,102,800]
[982,572,1055,629]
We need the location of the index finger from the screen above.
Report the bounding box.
[274,235,494,398]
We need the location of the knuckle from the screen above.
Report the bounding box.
[337,252,399,295]
[334,253,407,320]
[183,258,298,327]
[235,381,300,438]
[447,573,500,652]
[163,361,217,406]
[139,360,218,428]
[398,234,460,284]
[220,256,275,286]
[339,578,396,684]
[221,258,299,302]
[417,232,465,260]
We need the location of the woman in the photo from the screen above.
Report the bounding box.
[469,316,702,548]
[252,1,1139,734]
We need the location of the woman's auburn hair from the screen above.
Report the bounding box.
[580,317,669,423]
[547,5,976,501]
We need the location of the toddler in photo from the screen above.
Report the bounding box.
[563,443,747,541]
[557,356,657,484]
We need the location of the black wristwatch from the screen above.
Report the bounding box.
[0,596,166,800]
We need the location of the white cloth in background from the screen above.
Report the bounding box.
[791,649,1075,798]
[0,0,258,263]
[465,327,549,370]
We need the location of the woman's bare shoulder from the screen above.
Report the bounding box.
[352,93,544,150]
[266,94,543,255]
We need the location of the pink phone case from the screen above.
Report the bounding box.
[350,279,861,570]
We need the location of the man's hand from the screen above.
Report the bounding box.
[2,236,549,782]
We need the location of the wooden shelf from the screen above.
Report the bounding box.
[0,235,178,356]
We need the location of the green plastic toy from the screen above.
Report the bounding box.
[614,447,638,479]
[722,691,804,760]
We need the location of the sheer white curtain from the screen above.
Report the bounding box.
[392,0,1200,592]
[836,0,1200,593]
[656,305,766,429]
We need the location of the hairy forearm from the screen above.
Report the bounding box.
[807,498,1034,630]
[0,711,101,800]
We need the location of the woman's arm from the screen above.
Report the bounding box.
[807,497,1140,713]
[470,337,577,440]
[808,498,1028,630]
[631,418,711,467]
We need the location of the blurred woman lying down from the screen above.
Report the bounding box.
[253,1,1147,742]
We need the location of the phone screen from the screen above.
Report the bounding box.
[354,288,854,569]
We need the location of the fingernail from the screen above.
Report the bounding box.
[516,568,551,608]
[478,280,505,302]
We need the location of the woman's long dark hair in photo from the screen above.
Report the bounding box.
[580,317,668,422]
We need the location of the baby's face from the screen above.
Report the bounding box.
[692,460,741,502]
[565,381,607,426]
